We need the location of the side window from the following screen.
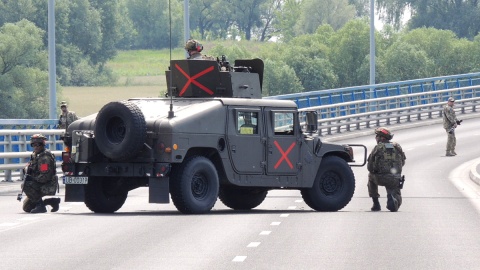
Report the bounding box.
[274,112,294,135]
[237,111,259,135]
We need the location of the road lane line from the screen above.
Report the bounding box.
[270,221,281,226]
[280,214,289,217]
[287,206,296,210]
[232,256,247,262]
[259,231,271,235]
[247,242,261,248]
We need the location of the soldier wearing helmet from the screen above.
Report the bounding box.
[442,97,461,156]
[367,127,406,212]
[21,134,61,213]
[184,39,215,60]
[58,101,79,130]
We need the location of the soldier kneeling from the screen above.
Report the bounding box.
[21,134,61,213]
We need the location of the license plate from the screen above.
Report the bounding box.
[63,176,88,184]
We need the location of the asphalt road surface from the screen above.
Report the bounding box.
[1,117,480,270]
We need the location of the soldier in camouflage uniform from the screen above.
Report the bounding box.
[442,97,461,156]
[184,39,215,60]
[21,134,61,213]
[367,127,406,212]
[58,101,79,129]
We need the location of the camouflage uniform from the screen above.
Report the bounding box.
[367,132,406,212]
[58,111,79,129]
[22,149,58,212]
[442,100,458,156]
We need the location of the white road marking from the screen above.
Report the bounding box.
[280,214,289,218]
[406,148,415,151]
[259,231,271,235]
[247,242,261,248]
[287,206,296,210]
[426,143,435,146]
[295,199,303,203]
[270,221,281,226]
[232,256,247,262]
[68,202,84,205]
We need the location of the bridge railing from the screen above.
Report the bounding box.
[298,85,480,135]
[0,129,65,181]
[266,72,480,109]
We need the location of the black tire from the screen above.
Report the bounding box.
[170,156,219,214]
[84,177,128,213]
[301,156,355,211]
[94,101,146,161]
[219,187,268,210]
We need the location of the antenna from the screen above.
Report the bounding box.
[167,0,175,119]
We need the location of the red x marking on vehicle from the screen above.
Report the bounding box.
[175,64,215,96]
[273,140,296,169]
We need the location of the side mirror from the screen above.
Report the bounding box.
[305,111,318,133]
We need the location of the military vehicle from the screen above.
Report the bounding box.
[61,57,367,214]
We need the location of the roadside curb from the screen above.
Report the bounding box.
[469,162,480,186]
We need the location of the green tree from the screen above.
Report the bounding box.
[299,0,356,33]
[263,59,304,96]
[328,19,371,87]
[273,0,303,42]
[227,0,267,40]
[0,20,49,118]
[377,0,480,39]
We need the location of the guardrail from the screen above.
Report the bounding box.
[267,72,480,109]
[299,86,480,135]
[0,129,65,181]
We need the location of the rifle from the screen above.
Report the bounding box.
[17,164,33,202]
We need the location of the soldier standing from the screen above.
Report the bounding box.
[58,101,79,129]
[21,134,61,213]
[442,97,461,156]
[184,39,215,60]
[367,127,406,212]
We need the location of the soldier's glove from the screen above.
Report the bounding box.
[24,174,33,182]
[456,120,462,125]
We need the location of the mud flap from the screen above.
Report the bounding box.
[149,177,170,203]
[65,184,85,202]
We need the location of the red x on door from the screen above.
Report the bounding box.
[175,63,215,96]
[273,140,296,169]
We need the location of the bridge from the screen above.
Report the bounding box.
[1,72,480,181]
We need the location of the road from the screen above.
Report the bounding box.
[1,117,480,270]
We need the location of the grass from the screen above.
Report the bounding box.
[63,49,180,116]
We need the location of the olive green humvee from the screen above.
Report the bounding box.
[61,58,366,214]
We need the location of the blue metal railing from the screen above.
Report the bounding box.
[264,72,480,111]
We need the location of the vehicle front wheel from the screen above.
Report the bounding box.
[301,156,355,211]
[84,177,128,213]
[170,156,219,214]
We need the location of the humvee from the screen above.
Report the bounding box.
[61,57,366,214]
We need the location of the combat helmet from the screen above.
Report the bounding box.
[374,127,393,140]
[184,39,203,52]
[30,134,47,146]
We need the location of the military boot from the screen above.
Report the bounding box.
[371,197,381,211]
[446,151,454,157]
[386,194,398,212]
[451,150,457,156]
[44,198,61,212]
[30,200,47,214]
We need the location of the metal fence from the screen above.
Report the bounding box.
[299,86,480,135]
[0,129,65,181]
[266,72,480,109]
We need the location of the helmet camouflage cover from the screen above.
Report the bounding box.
[375,127,393,140]
[30,134,47,146]
[184,39,203,52]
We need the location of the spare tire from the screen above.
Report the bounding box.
[94,101,146,161]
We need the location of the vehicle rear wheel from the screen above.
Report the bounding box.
[170,156,219,214]
[94,101,146,161]
[85,177,128,213]
[301,156,355,211]
[219,187,268,210]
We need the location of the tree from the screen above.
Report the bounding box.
[377,0,480,39]
[263,59,304,96]
[227,0,267,40]
[299,0,356,33]
[328,19,371,87]
[0,20,49,119]
[272,0,303,42]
